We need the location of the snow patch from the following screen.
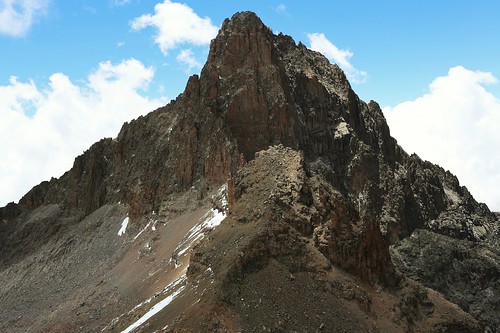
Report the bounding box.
[118,216,129,236]
[172,184,228,259]
[120,275,187,333]
[133,218,156,241]
[174,206,226,257]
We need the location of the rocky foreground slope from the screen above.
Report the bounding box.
[1,11,498,332]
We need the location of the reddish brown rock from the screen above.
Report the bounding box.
[0,10,497,332]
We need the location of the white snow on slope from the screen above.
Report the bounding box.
[133,216,157,241]
[173,184,228,258]
[175,207,226,257]
[118,216,129,236]
[120,275,187,333]
[109,184,228,332]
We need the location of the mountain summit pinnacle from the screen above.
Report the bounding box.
[0,11,498,333]
[220,11,266,31]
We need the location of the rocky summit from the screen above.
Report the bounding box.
[1,11,499,333]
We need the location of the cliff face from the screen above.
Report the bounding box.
[0,11,498,333]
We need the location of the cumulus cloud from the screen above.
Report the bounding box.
[130,0,218,55]
[307,33,367,84]
[0,58,167,206]
[383,66,500,211]
[176,49,202,73]
[0,0,48,36]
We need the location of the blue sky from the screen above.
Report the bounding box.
[1,0,500,210]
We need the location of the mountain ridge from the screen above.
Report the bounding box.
[1,11,498,332]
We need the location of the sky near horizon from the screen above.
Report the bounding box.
[1,0,499,211]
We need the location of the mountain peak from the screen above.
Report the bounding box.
[205,10,275,71]
[221,11,266,32]
[1,11,498,333]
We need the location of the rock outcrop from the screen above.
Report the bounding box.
[0,11,498,333]
[182,145,481,333]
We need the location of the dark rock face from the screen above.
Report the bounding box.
[0,10,498,332]
[391,229,500,332]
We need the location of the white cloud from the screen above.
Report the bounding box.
[275,3,287,13]
[307,33,367,84]
[176,49,202,73]
[383,66,500,211]
[0,0,48,37]
[0,59,168,206]
[130,0,218,55]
